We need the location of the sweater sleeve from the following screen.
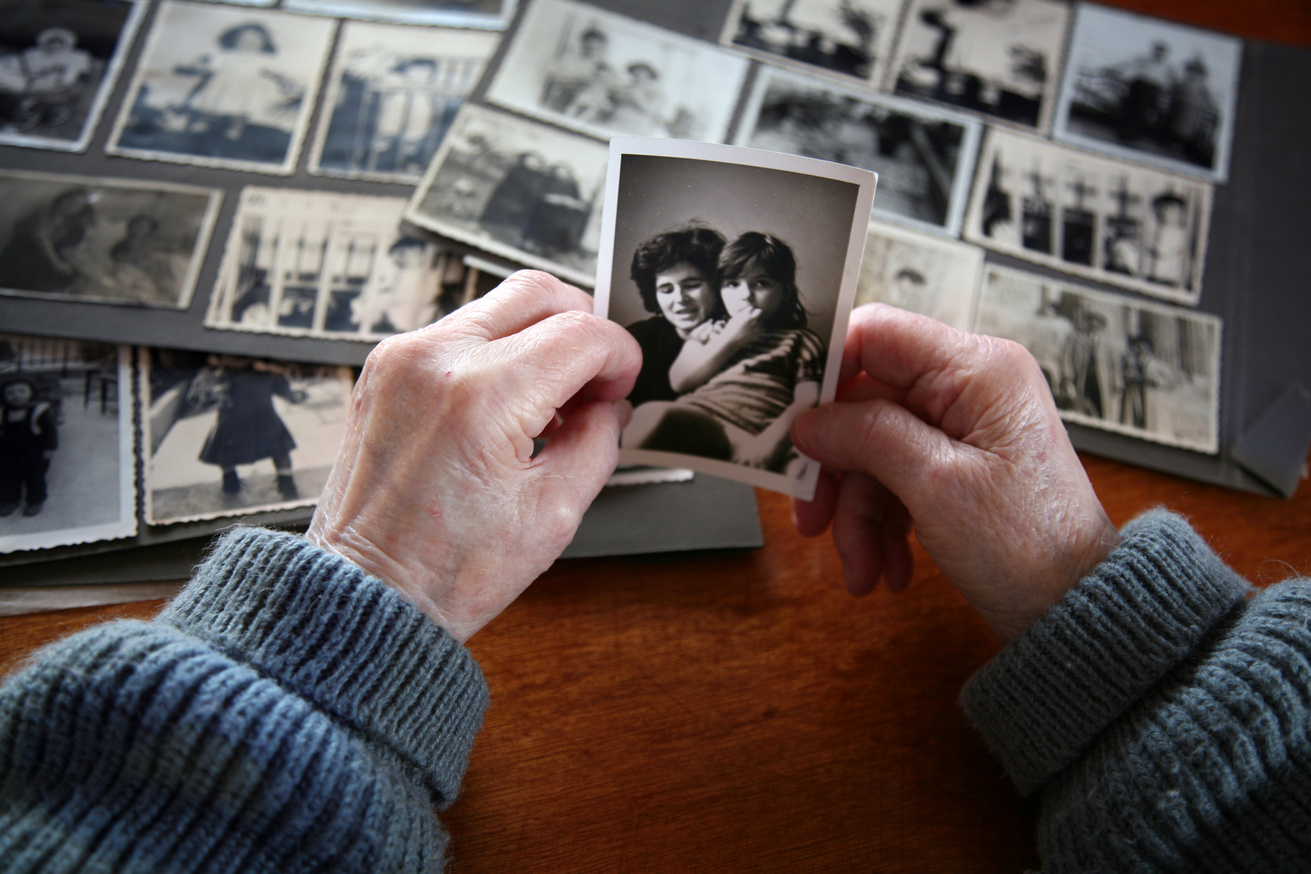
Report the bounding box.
[0,526,490,874]
[962,509,1311,871]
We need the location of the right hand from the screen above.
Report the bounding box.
[789,304,1120,643]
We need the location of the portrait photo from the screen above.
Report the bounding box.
[0,0,146,152]
[309,20,499,183]
[594,138,876,500]
[282,0,516,29]
[0,335,135,554]
[107,1,336,174]
[854,220,983,330]
[484,0,749,143]
[1052,4,1242,182]
[0,170,221,309]
[735,66,981,236]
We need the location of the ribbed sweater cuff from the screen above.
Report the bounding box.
[961,509,1251,796]
[158,526,490,807]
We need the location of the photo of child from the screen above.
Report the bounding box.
[0,376,59,518]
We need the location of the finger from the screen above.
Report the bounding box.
[841,303,987,409]
[435,270,596,342]
[830,472,899,597]
[791,466,839,537]
[878,499,915,594]
[530,398,628,521]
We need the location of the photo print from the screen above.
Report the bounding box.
[720,0,908,87]
[282,0,517,30]
[963,129,1213,305]
[1052,4,1242,183]
[972,264,1221,454]
[734,65,980,236]
[854,220,983,330]
[107,1,336,174]
[594,138,877,500]
[888,0,1071,132]
[141,348,354,526]
[309,20,500,183]
[0,170,222,309]
[483,0,749,143]
[405,104,610,287]
[0,335,135,554]
[207,188,478,341]
[0,0,146,152]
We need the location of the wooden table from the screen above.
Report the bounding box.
[3,2,1309,871]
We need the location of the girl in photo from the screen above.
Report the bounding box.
[623,231,826,473]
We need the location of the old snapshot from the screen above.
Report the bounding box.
[309,21,499,183]
[735,66,980,236]
[0,170,221,309]
[594,138,876,500]
[972,265,1221,454]
[142,349,353,526]
[0,0,146,152]
[207,188,477,341]
[282,0,517,29]
[963,129,1212,305]
[107,1,336,174]
[0,336,135,554]
[406,104,609,287]
[888,0,1070,132]
[1052,4,1242,182]
[720,0,907,88]
[483,0,749,143]
[854,220,982,330]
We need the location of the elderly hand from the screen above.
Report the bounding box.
[307,271,641,642]
[790,304,1119,642]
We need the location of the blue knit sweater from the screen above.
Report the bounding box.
[1,512,1308,871]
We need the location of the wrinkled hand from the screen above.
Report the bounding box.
[307,271,641,642]
[790,304,1119,642]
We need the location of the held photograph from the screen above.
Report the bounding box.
[971,264,1221,454]
[854,219,983,330]
[734,65,981,236]
[483,0,749,143]
[0,335,136,555]
[1052,4,1242,182]
[594,137,876,501]
[107,1,336,174]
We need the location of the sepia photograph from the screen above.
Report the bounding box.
[0,0,146,152]
[405,104,610,287]
[720,0,908,87]
[594,138,876,501]
[971,264,1221,453]
[309,20,499,183]
[483,0,749,143]
[282,0,516,29]
[0,170,222,308]
[1052,4,1242,182]
[0,335,136,554]
[888,0,1071,132]
[107,1,336,174]
[207,188,479,341]
[141,348,354,526]
[735,66,980,236]
[854,219,983,329]
[963,128,1213,305]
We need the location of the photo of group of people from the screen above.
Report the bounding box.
[721,0,905,86]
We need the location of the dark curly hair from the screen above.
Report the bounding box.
[630,225,726,316]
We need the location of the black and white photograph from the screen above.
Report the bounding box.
[141,349,354,526]
[107,1,336,174]
[0,0,146,152]
[971,264,1221,453]
[483,0,749,143]
[207,188,478,341]
[0,170,222,309]
[594,138,876,500]
[405,104,610,287]
[309,21,499,183]
[720,0,907,87]
[1052,4,1242,182]
[888,0,1070,132]
[282,0,517,30]
[0,335,136,554]
[963,128,1212,305]
[854,219,982,329]
[735,66,980,236]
